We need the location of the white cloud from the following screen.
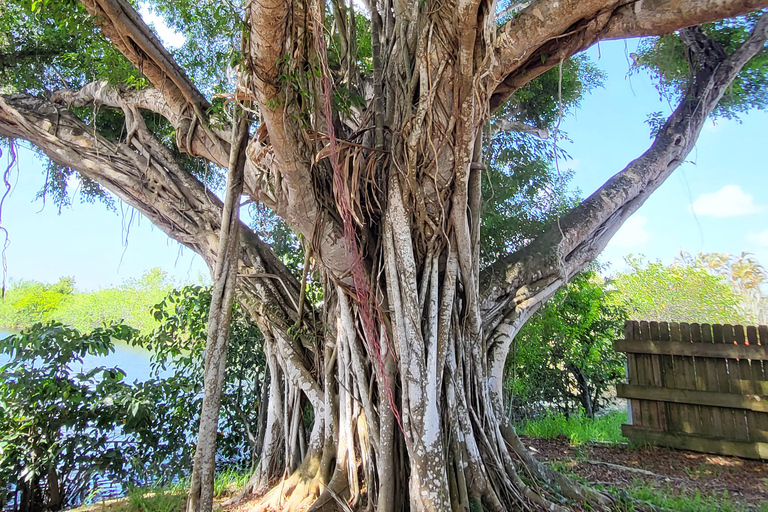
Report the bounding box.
[747,229,768,247]
[610,215,651,249]
[690,185,766,218]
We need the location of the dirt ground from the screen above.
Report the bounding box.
[522,435,768,509]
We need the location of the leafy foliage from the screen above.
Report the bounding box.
[0,0,144,95]
[132,285,266,474]
[0,269,175,333]
[505,271,628,419]
[0,322,139,512]
[480,56,604,264]
[609,255,748,324]
[632,13,768,120]
[0,283,266,511]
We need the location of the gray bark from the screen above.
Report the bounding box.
[186,108,249,512]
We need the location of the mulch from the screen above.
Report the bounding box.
[521,435,768,508]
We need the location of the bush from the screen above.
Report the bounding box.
[505,270,627,420]
[0,323,139,512]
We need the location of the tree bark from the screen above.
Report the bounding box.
[187,107,249,512]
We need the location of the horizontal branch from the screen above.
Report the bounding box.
[51,81,229,167]
[0,92,302,331]
[489,0,768,110]
[490,118,549,139]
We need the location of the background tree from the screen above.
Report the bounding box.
[676,251,768,323]
[2,0,768,511]
[505,270,627,420]
[611,255,751,324]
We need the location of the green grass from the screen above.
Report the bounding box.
[123,488,185,512]
[518,410,628,445]
[613,481,764,512]
[212,468,250,498]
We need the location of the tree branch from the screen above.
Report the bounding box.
[78,0,230,163]
[481,12,768,378]
[490,118,549,139]
[0,92,302,331]
[489,0,768,111]
[51,81,229,167]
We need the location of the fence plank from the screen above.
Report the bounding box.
[748,326,768,442]
[700,324,724,438]
[678,323,700,434]
[712,324,732,437]
[658,322,676,433]
[724,325,750,441]
[625,321,641,426]
[648,321,667,430]
[621,425,768,460]
[734,325,761,443]
[640,321,661,430]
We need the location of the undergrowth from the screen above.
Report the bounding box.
[518,410,628,445]
[613,481,767,512]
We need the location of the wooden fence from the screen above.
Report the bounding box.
[614,320,768,459]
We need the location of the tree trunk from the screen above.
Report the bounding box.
[187,107,250,512]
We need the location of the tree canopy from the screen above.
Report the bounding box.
[2,1,768,511]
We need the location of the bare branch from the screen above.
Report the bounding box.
[51,81,229,167]
[489,0,768,110]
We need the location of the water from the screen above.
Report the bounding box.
[0,328,155,381]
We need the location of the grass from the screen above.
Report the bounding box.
[612,481,768,512]
[124,488,185,512]
[212,468,251,498]
[67,470,251,512]
[518,410,628,445]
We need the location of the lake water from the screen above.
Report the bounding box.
[0,328,155,382]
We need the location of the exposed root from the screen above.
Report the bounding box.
[501,423,615,511]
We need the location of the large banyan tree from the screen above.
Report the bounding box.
[2,0,768,510]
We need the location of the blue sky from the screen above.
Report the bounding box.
[1,37,766,291]
[562,39,768,275]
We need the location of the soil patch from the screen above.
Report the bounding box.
[522,435,768,508]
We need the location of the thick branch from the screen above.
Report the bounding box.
[78,0,229,163]
[51,82,228,168]
[490,0,768,110]
[482,12,768,334]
